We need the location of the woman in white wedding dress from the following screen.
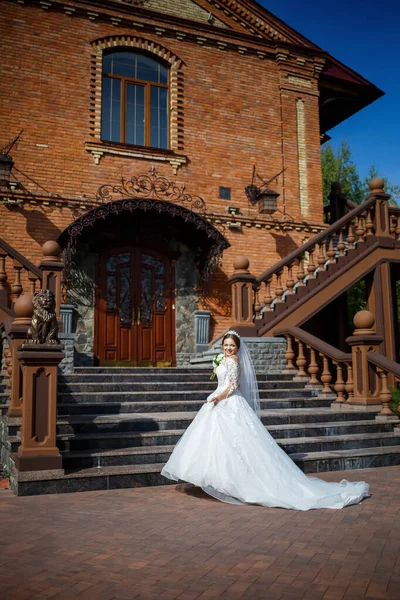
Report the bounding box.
[161,331,370,510]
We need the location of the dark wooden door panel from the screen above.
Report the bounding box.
[95,245,175,366]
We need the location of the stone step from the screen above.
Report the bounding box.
[60,432,400,471]
[6,419,392,455]
[54,408,379,440]
[57,396,333,416]
[60,372,296,383]
[0,393,9,405]
[58,388,317,404]
[57,380,307,393]
[266,419,394,438]
[13,445,400,496]
[293,444,400,473]
[73,367,225,374]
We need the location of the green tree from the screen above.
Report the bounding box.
[321,141,399,206]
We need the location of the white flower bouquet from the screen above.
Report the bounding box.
[210,353,224,380]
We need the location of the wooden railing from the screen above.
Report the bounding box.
[367,352,400,416]
[0,240,64,419]
[277,311,400,419]
[257,180,391,319]
[228,179,399,338]
[275,326,353,403]
[0,238,42,309]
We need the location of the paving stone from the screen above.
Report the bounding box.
[1,465,400,599]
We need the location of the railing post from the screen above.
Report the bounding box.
[229,256,258,336]
[7,294,33,417]
[15,344,64,472]
[345,310,382,406]
[40,240,64,323]
[369,178,391,237]
[14,291,64,473]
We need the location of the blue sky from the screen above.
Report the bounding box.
[258,0,400,185]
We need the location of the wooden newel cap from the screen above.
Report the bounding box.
[42,240,62,260]
[353,310,375,335]
[233,256,250,273]
[13,293,33,326]
[369,178,385,194]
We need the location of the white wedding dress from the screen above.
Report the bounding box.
[161,357,370,510]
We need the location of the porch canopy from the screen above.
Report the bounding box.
[58,196,230,290]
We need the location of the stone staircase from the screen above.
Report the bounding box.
[2,367,400,496]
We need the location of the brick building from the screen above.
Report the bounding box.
[0,0,382,366]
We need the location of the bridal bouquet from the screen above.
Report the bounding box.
[210,353,224,380]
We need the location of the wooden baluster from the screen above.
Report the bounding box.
[296,258,306,286]
[345,361,354,402]
[286,263,295,295]
[355,216,365,243]
[263,279,273,312]
[377,368,394,415]
[254,289,262,319]
[4,346,12,382]
[389,214,397,237]
[275,271,284,303]
[296,340,308,378]
[307,346,319,386]
[337,229,345,257]
[284,335,296,371]
[347,223,356,249]
[320,354,332,393]
[396,216,400,241]
[333,361,345,403]
[326,237,336,263]
[307,247,316,279]
[28,271,39,295]
[317,242,326,269]
[365,209,375,237]
[11,259,23,301]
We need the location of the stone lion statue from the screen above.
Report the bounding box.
[27,290,59,345]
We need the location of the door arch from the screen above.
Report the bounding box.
[95,244,176,366]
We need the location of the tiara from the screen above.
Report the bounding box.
[225,329,241,339]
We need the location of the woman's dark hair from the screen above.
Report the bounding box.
[222,333,241,348]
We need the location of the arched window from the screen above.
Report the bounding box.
[101,51,169,149]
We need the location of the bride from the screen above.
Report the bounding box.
[161,330,370,510]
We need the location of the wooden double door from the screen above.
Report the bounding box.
[95,246,175,366]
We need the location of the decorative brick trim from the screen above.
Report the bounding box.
[84,141,187,174]
[89,35,185,154]
[296,99,309,217]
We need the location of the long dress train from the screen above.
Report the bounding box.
[161,357,370,511]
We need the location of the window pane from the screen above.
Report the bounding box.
[101,76,121,142]
[137,54,167,83]
[103,51,135,78]
[119,265,131,326]
[126,84,145,146]
[150,86,168,149]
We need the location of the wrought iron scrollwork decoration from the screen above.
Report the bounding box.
[62,196,230,295]
[94,167,206,214]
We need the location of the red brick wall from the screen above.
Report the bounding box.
[0,1,325,338]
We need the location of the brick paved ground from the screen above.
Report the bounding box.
[1,467,400,600]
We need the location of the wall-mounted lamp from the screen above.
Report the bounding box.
[258,189,280,214]
[245,164,284,214]
[226,206,241,216]
[0,153,14,185]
